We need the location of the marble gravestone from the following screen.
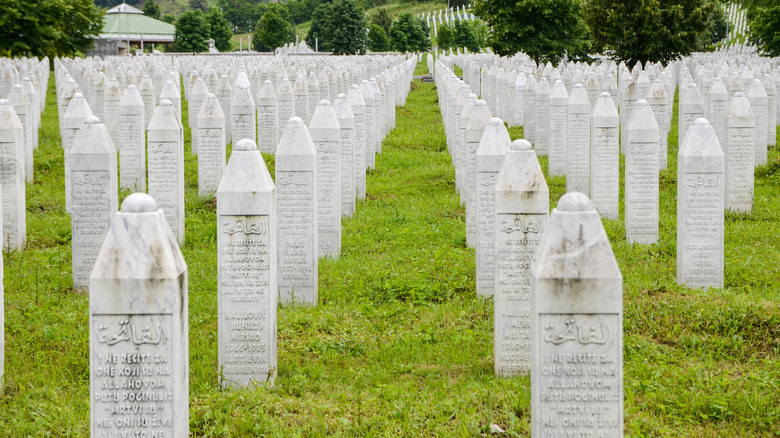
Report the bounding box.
[347,84,367,201]
[548,80,569,176]
[534,78,551,155]
[71,116,118,291]
[677,119,724,289]
[63,93,94,213]
[217,139,277,388]
[333,94,356,218]
[118,85,146,192]
[7,85,33,183]
[591,92,620,220]
[103,78,122,148]
[531,192,623,438]
[217,75,233,142]
[567,83,591,195]
[231,84,256,145]
[494,139,548,377]
[189,78,209,155]
[524,75,537,143]
[310,100,341,259]
[197,94,227,197]
[465,100,493,249]
[293,76,309,125]
[138,75,156,131]
[160,80,182,128]
[678,83,705,149]
[513,73,526,127]
[725,92,754,213]
[0,99,26,251]
[277,78,295,146]
[275,117,318,306]
[646,79,670,170]
[709,78,729,155]
[747,79,768,167]
[625,100,659,244]
[89,193,188,438]
[256,80,279,155]
[148,100,185,245]
[476,118,511,298]
[359,80,376,170]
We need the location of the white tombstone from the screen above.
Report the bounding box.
[725,92,754,213]
[256,80,279,155]
[625,100,659,244]
[310,100,341,259]
[347,84,367,200]
[8,85,33,184]
[747,79,768,166]
[494,139,548,377]
[217,75,233,142]
[531,192,623,438]
[465,100,493,248]
[359,80,376,169]
[476,118,511,298]
[307,73,319,123]
[591,92,620,220]
[0,99,26,251]
[534,78,551,155]
[677,118,724,289]
[276,117,318,305]
[216,139,277,388]
[103,78,122,147]
[90,193,188,438]
[118,85,146,192]
[148,100,185,245]
[333,94,356,218]
[232,84,256,145]
[646,79,670,170]
[71,116,118,290]
[138,75,156,131]
[160,79,182,127]
[548,80,569,176]
[678,83,705,148]
[369,78,383,153]
[277,78,295,145]
[513,73,526,127]
[524,75,537,142]
[197,94,227,197]
[293,75,309,124]
[567,83,591,195]
[762,74,776,148]
[620,81,640,154]
[189,78,209,154]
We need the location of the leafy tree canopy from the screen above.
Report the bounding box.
[368,23,391,52]
[254,7,295,52]
[389,13,430,53]
[189,0,209,12]
[437,24,454,51]
[751,5,780,56]
[207,8,233,52]
[174,10,210,53]
[583,0,717,67]
[0,0,104,58]
[454,20,479,53]
[474,0,590,64]
[330,0,368,55]
[306,3,334,52]
[143,0,161,20]
[371,8,393,34]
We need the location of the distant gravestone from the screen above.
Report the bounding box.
[160,80,182,127]
[360,80,376,169]
[476,118,511,298]
[646,79,670,170]
[277,78,295,145]
[465,100,493,248]
[276,117,318,305]
[494,139,548,377]
[534,78,551,155]
[0,99,26,251]
[7,85,33,183]
[531,192,623,438]
[347,84,367,200]
[625,100,659,244]
[513,73,526,127]
[232,84,256,145]
[89,193,188,438]
[725,92,754,213]
[333,94,356,218]
[256,80,279,155]
[217,75,233,142]
[148,100,185,245]
[567,84,591,195]
[310,100,341,259]
[677,119,724,289]
[524,75,537,143]
[762,74,776,148]
[138,75,156,130]
[70,116,118,291]
[103,78,122,147]
[197,94,227,197]
[217,139,277,388]
[678,83,705,148]
[591,92,620,220]
[548,80,569,176]
[63,93,94,213]
[189,78,209,155]
[294,75,309,124]
[118,85,146,192]
[747,79,768,166]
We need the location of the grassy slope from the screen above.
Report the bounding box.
[0,57,779,436]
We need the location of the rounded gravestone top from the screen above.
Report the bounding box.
[336,93,346,99]
[318,99,331,106]
[573,83,584,89]
[350,84,360,90]
[600,92,611,98]
[288,116,305,126]
[234,138,258,151]
[166,80,174,85]
[121,193,158,213]
[487,117,503,127]
[510,139,532,152]
[239,84,249,90]
[160,99,173,106]
[557,192,592,212]
[127,84,137,90]
[207,93,216,99]
[693,118,710,127]
[73,92,84,99]
[468,93,478,99]
[84,115,101,125]
[734,92,745,98]
[688,83,698,89]
[635,99,648,107]
[0,99,10,106]
[555,79,564,85]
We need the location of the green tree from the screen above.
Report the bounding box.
[330,0,368,55]
[436,24,454,50]
[143,0,161,20]
[389,13,430,52]
[254,8,294,52]
[174,10,210,53]
[583,0,717,67]
[162,14,176,24]
[367,23,391,52]
[371,8,393,34]
[751,6,780,56]
[0,0,104,58]
[207,8,233,52]
[189,0,209,12]
[306,3,333,52]
[474,0,591,64]
[454,20,479,52]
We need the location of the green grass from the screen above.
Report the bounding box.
[0,60,779,436]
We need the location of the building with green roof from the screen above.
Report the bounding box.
[89,3,175,57]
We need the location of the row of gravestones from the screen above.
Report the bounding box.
[432,46,776,434]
